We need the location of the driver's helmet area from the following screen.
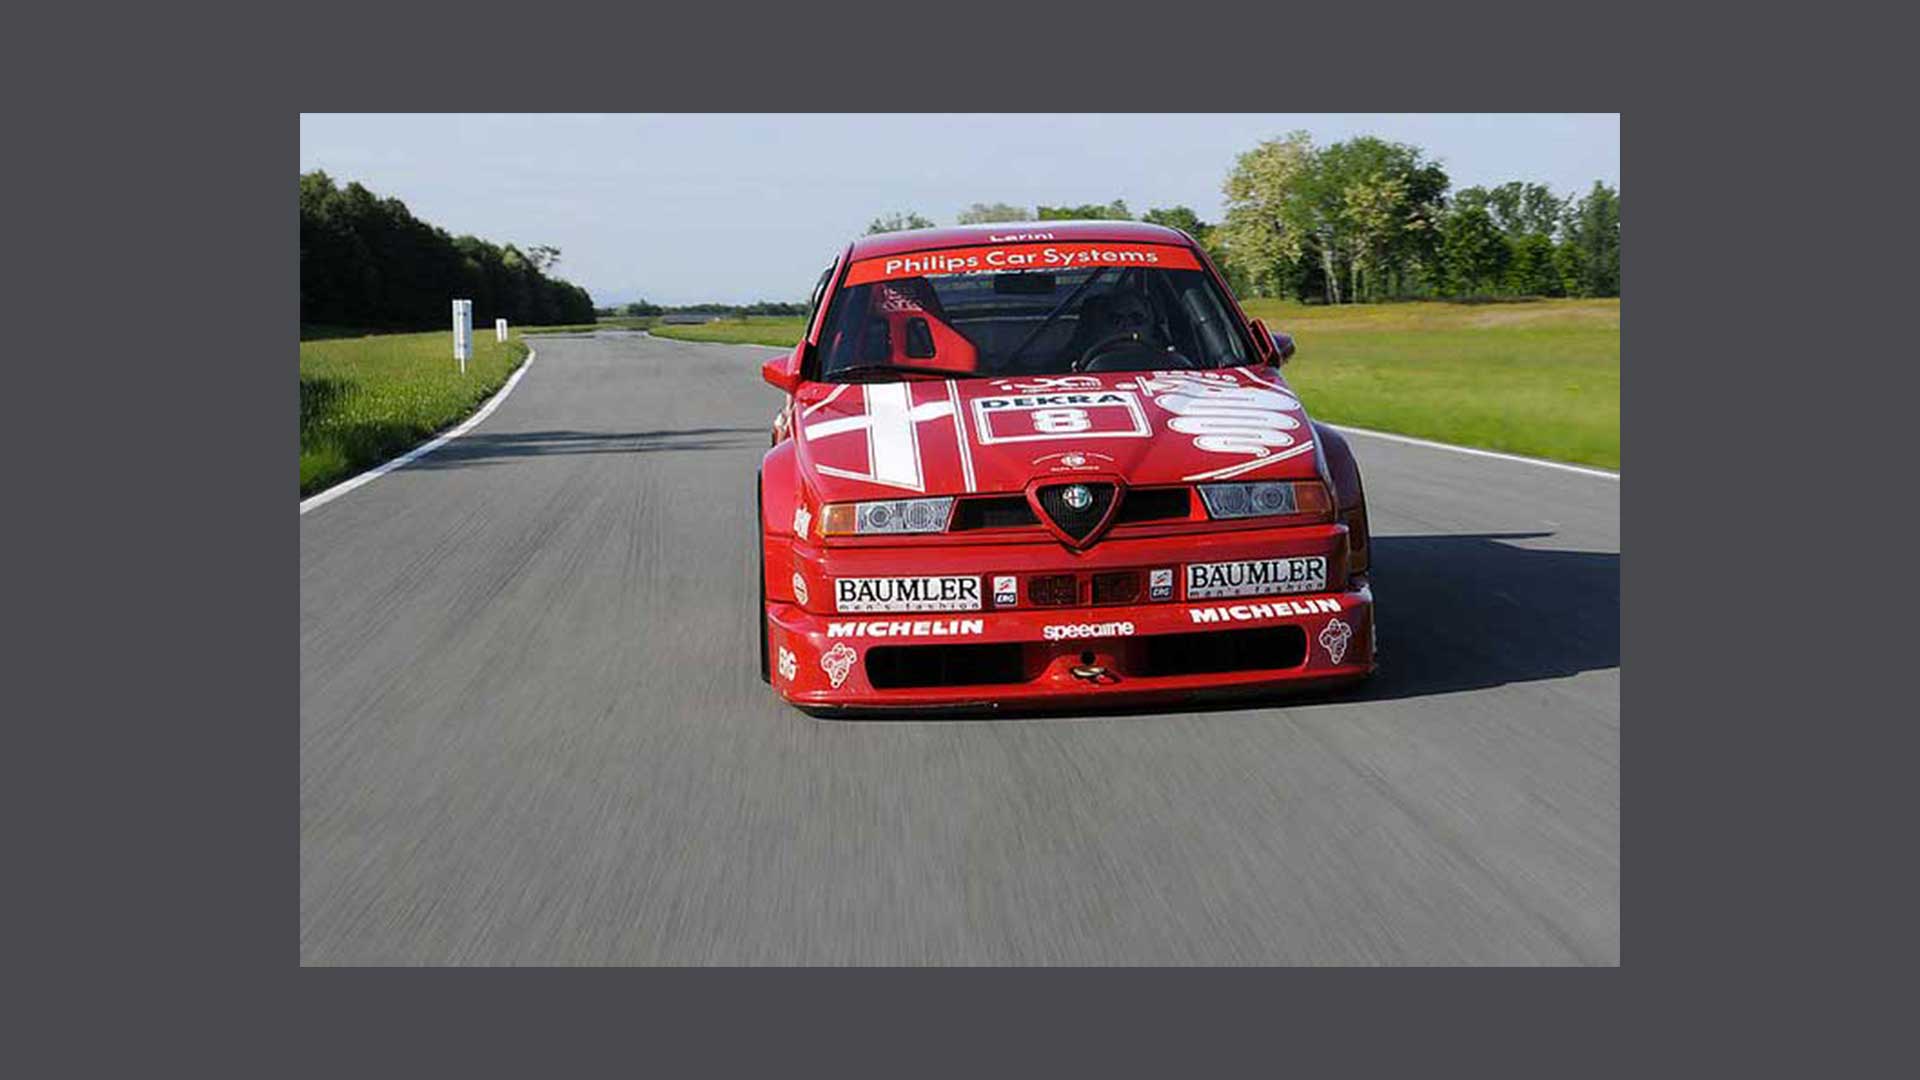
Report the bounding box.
[1062,278,1168,361]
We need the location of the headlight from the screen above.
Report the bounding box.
[1197,481,1332,521]
[821,497,954,535]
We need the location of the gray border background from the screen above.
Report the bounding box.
[14,1,1905,1073]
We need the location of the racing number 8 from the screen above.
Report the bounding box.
[1032,408,1091,434]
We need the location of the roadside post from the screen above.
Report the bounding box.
[453,299,473,373]
[496,317,508,342]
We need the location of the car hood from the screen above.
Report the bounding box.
[792,366,1322,502]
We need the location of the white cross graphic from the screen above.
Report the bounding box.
[803,384,956,492]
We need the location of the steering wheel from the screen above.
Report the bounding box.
[1072,332,1195,372]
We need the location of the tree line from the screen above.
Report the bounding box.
[611,300,808,318]
[866,131,1619,304]
[300,171,596,329]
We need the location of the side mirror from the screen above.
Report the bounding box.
[1249,318,1295,366]
[761,343,804,394]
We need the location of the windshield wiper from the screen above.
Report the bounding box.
[829,363,976,383]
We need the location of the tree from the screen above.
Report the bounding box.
[298,171,595,328]
[1482,182,1563,238]
[1557,182,1620,297]
[1036,199,1132,221]
[1504,233,1563,297]
[1309,137,1448,303]
[526,244,563,273]
[956,202,1032,224]
[1219,132,1447,304]
[1439,204,1508,296]
[865,211,936,234]
[1218,131,1318,299]
[1143,206,1240,289]
[1141,206,1205,237]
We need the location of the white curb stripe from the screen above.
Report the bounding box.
[1329,423,1619,480]
[299,347,538,516]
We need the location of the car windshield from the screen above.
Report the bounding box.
[815,241,1253,382]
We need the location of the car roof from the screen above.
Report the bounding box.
[847,219,1194,261]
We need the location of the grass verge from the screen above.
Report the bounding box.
[520,316,656,335]
[300,329,530,496]
[1241,298,1618,469]
[647,316,806,346]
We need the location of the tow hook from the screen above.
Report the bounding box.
[1070,663,1118,684]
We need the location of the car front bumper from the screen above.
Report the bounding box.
[768,578,1374,713]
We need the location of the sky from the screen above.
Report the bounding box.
[299,114,1620,307]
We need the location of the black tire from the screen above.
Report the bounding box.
[757,474,771,684]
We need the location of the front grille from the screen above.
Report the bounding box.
[1135,626,1307,677]
[1036,482,1116,542]
[1112,487,1191,525]
[864,642,1032,689]
[1027,574,1078,606]
[1090,571,1141,605]
[950,496,1039,531]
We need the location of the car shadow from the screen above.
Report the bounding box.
[408,427,764,468]
[820,532,1618,722]
[1352,532,1618,703]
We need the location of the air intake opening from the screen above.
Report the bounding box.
[1135,626,1308,678]
[865,642,1032,689]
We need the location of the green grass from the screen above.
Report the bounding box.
[647,316,807,346]
[519,316,656,335]
[1242,298,1619,469]
[651,300,1619,469]
[300,329,530,495]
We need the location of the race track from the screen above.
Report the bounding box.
[300,332,1619,964]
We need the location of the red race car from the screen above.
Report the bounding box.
[758,221,1374,714]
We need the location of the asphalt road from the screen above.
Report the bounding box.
[300,331,1619,964]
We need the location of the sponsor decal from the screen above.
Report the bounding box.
[1031,449,1115,473]
[1188,598,1343,624]
[1319,619,1353,664]
[792,503,811,539]
[1149,568,1174,602]
[827,618,985,638]
[1137,370,1305,459]
[1186,557,1328,599]
[820,643,858,689]
[986,231,1056,242]
[994,375,1104,394]
[844,242,1203,286]
[791,572,810,607]
[776,646,797,682]
[993,575,1018,606]
[1043,620,1136,642]
[972,391,1151,445]
[834,575,981,613]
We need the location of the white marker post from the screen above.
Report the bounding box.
[452,299,473,373]
[495,317,508,342]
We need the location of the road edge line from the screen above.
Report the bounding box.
[299,346,538,516]
[1329,423,1619,480]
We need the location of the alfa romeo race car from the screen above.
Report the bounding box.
[757,220,1374,713]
